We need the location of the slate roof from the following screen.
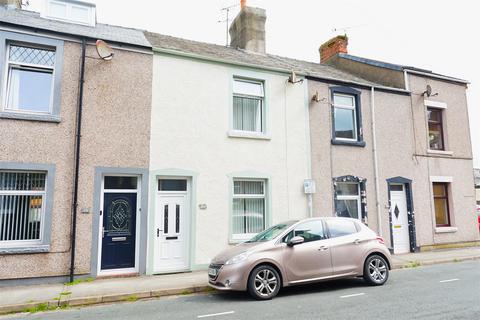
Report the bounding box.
[338,53,468,84]
[0,6,150,48]
[145,32,382,87]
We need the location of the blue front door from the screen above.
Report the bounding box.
[101,192,137,270]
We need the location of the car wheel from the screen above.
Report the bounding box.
[247,265,281,300]
[363,255,389,286]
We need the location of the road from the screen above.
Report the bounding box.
[3,260,480,320]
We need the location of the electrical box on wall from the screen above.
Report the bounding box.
[304,179,316,194]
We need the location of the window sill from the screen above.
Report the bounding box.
[427,149,454,157]
[228,130,271,140]
[435,227,458,234]
[0,245,50,255]
[0,112,61,123]
[331,139,366,147]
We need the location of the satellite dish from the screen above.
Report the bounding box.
[95,40,114,61]
[425,84,432,97]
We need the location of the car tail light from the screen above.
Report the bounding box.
[376,236,385,244]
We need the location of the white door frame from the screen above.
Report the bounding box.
[153,176,191,274]
[97,174,141,276]
[389,183,410,254]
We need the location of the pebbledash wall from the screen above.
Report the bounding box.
[146,50,311,273]
[308,72,478,251]
[0,23,152,282]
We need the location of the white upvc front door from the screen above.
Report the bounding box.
[390,184,410,254]
[154,179,190,273]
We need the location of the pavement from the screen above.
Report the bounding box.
[3,260,480,320]
[0,246,479,316]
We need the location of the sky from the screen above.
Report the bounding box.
[28,0,480,167]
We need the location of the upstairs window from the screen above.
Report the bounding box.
[333,93,357,141]
[0,171,47,245]
[330,87,364,147]
[5,44,56,114]
[427,108,444,150]
[232,79,264,133]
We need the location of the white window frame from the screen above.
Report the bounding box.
[333,93,358,142]
[231,179,266,241]
[231,78,265,134]
[335,182,361,220]
[3,43,56,115]
[0,171,47,248]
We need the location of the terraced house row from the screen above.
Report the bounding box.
[0,0,477,285]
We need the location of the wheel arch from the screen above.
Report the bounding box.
[364,251,391,270]
[248,260,285,287]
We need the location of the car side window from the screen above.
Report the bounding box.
[283,220,326,243]
[327,220,358,238]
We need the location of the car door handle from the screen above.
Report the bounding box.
[318,246,328,251]
[353,239,361,245]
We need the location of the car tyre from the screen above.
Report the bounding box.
[247,265,281,300]
[363,254,389,286]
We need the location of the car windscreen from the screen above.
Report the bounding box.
[245,221,297,243]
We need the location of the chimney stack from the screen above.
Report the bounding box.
[229,1,266,53]
[0,0,21,9]
[319,35,348,63]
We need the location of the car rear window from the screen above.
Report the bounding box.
[327,219,358,238]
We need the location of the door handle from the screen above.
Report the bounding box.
[353,239,361,245]
[318,246,328,251]
[157,228,163,237]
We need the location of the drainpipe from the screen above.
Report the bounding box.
[69,38,86,282]
[370,86,383,237]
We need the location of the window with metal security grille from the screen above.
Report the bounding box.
[0,171,47,245]
[232,180,266,241]
[433,183,450,227]
[4,44,56,114]
[232,79,264,133]
[427,108,445,150]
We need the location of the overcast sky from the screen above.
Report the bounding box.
[29,0,480,167]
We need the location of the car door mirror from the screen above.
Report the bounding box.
[287,236,304,247]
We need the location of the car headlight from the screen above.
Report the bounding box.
[225,251,249,265]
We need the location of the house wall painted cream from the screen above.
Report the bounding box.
[148,53,310,270]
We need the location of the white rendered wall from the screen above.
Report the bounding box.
[149,54,310,266]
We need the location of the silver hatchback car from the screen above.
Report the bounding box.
[208,217,392,300]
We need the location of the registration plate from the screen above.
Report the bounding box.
[208,268,217,276]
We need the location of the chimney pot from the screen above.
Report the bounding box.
[229,6,266,53]
[240,0,246,8]
[319,35,348,63]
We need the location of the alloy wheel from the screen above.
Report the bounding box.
[253,268,278,297]
[368,258,387,283]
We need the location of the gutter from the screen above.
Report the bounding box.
[69,38,86,283]
[404,69,469,85]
